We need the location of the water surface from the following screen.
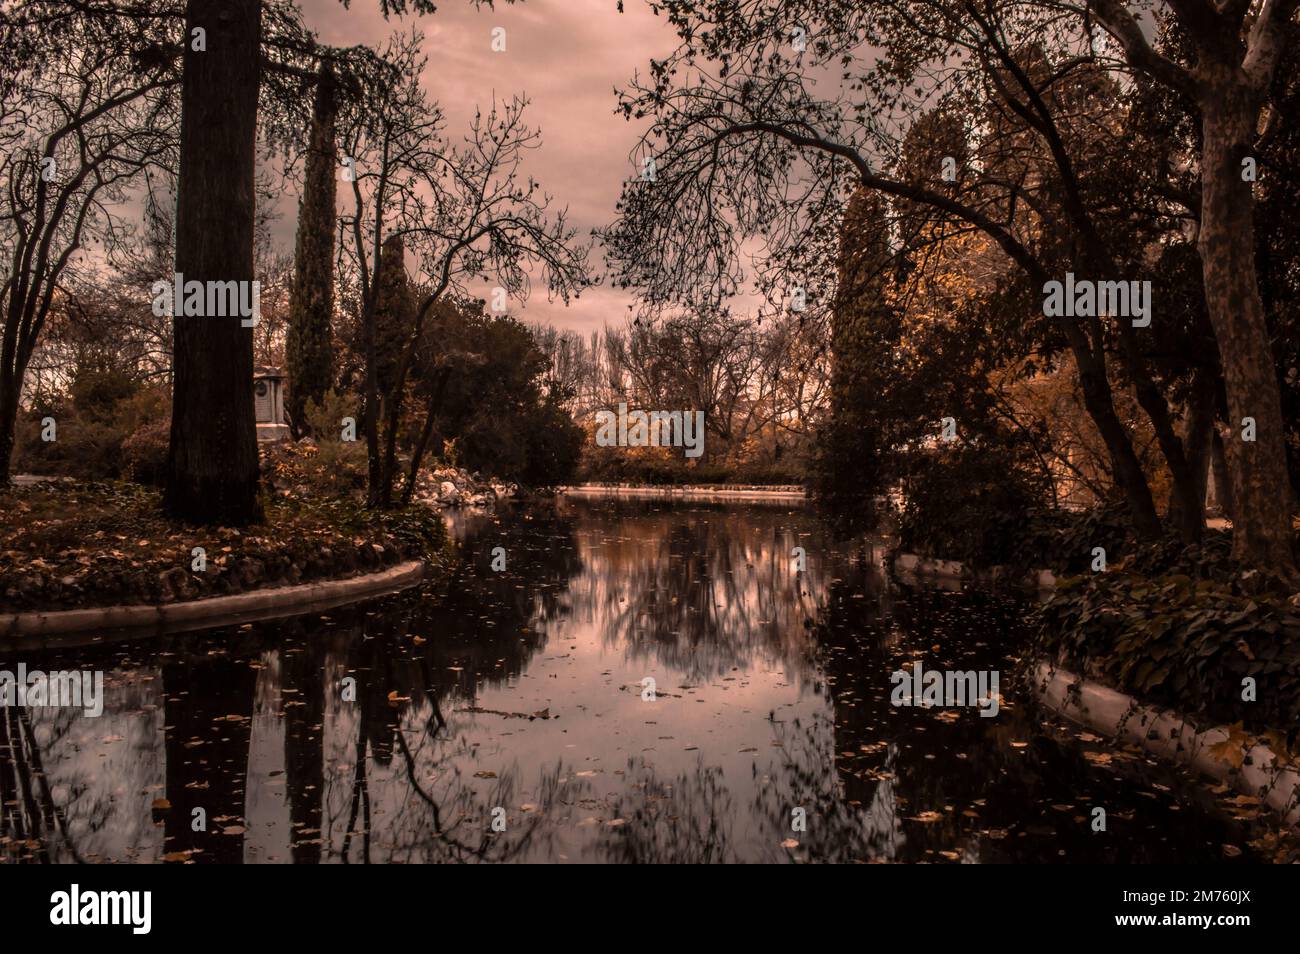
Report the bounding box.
[0,498,1273,863]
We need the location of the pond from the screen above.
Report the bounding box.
[0,497,1272,863]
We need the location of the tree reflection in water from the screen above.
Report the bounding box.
[0,498,1280,863]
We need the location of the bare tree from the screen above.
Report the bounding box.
[0,4,175,479]
[338,33,592,507]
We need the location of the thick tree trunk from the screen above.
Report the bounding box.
[1199,73,1297,574]
[164,0,263,526]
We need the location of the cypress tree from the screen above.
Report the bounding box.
[285,63,339,438]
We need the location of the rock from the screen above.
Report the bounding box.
[236,557,264,588]
[157,566,191,603]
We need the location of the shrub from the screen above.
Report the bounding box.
[895,441,1052,568]
[12,381,169,481]
[302,388,358,442]
[122,419,170,486]
[1030,540,1300,739]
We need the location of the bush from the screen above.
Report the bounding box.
[520,395,584,488]
[895,441,1052,568]
[1030,540,1300,740]
[302,389,358,442]
[13,379,169,482]
[1013,503,1135,575]
[121,419,170,486]
[261,436,368,498]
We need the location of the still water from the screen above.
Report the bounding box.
[0,497,1274,863]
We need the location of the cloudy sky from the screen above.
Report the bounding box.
[283,0,682,335]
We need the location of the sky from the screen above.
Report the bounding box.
[284,0,684,335]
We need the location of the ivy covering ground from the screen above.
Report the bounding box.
[1029,534,1300,749]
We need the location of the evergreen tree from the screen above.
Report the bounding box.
[285,63,339,438]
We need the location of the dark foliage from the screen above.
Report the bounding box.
[1031,538,1300,740]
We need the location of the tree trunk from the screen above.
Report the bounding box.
[1072,346,1163,538]
[1188,367,1217,513]
[1167,365,1216,538]
[400,368,452,506]
[0,376,17,480]
[165,0,263,525]
[1198,72,1297,574]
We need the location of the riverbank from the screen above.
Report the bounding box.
[1,559,426,646]
[1033,662,1300,826]
[0,480,449,615]
[559,482,807,502]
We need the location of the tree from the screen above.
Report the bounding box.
[337,34,591,507]
[607,2,1170,538]
[1092,0,1299,574]
[813,189,898,534]
[163,0,263,524]
[0,4,174,479]
[608,0,1299,573]
[18,0,503,522]
[285,63,340,439]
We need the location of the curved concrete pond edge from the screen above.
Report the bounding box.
[894,552,1057,589]
[559,484,807,503]
[1032,660,1300,826]
[0,560,426,648]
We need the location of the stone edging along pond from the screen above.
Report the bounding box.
[559,484,807,502]
[1033,661,1300,827]
[0,559,426,647]
[893,552,1058,589]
